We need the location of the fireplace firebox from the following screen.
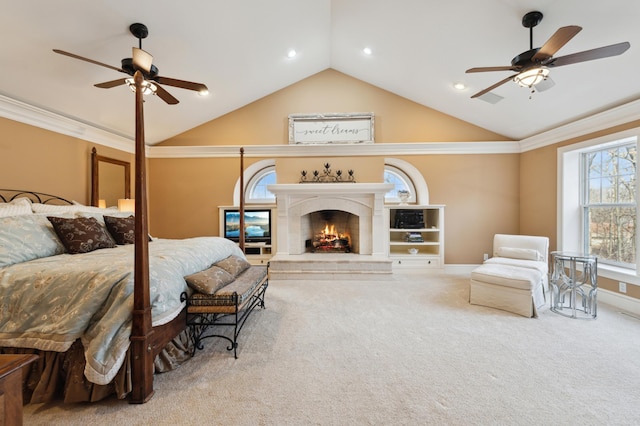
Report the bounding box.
[305,210,357,253]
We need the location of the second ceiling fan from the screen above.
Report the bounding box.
[53,23,208,105]
[466,11,630,99]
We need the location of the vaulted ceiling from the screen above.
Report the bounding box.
[2,0,639,145]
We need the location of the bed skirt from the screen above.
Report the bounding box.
[1,328,193,404]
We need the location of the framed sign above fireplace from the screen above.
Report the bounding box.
[288,112,374,144]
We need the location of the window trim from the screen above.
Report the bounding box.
[384,158,429,205]
[384,165,417,204]
[233,159,276,206]
[558,128,640,285]
[246,166,276,204]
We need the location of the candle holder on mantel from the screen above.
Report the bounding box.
[300,163,356,183]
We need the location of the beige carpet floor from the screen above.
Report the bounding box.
[23,272,640,425]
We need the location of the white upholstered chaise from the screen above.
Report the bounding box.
[470,234,549,317]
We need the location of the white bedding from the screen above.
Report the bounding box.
[0,236,244,385]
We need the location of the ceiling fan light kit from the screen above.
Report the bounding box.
[53,23,208,105]
[513,67,549,88]
[466,11,630,99]
[126,78,157,95]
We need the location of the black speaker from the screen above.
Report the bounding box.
[394,210,425,229]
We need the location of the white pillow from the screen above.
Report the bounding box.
[76,210,133,225]
[496,246,541,261]
[0,198,33,217]
[31,203,118,215]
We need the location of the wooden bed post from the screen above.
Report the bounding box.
[91,148,99,206]
[239,147,245,253]
[129,70,155,404]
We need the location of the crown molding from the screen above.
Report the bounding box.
[0,94,135,153]
[519,98,640,152]
[3,91,640,158]
[146,141,521,158]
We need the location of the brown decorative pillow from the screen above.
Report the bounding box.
[215,255,251,277]
[104,215,135,245]
[47,216,116,254]
[185,266,235,294]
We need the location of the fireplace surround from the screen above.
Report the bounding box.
[268,183,393,256]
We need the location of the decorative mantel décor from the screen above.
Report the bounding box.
[300,163,356,183]
[288,112,374,144]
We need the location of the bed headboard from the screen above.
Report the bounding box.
[0,189,73,205]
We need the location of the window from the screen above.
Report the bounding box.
[582,143,637,267]
[246,166,276,203]
[384,165,416,203]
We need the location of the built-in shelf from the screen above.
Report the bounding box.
[243,243,272,265]
[219,205,276,265]
[386,205,445,269]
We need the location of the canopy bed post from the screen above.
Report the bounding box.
[129,70,154,404]
[239,147,245,253]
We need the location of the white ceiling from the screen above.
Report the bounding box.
[2,0,639,145]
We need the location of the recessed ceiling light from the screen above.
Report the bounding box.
[363,47,372,55]
[287,49,297,58]
[453,82,466,90]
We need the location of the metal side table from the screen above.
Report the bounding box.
[549,251,598,319]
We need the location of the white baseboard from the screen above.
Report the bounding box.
[598,289,640,317]
[444,264,477,274]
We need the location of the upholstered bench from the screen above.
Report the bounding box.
[470,263,544,317]
[183,256,268,358]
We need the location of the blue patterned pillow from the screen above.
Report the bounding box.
[0,215,66,267]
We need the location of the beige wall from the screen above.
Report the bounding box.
[153,70,517,264]
[275,157,384,184]
[160,69,510,146]
[0,117,134,203]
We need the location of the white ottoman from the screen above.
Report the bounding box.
[470,263,545,318]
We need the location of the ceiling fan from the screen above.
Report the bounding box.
[53,23,208,105]
[466,11,630,99]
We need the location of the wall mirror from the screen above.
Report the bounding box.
[91,147,131,207]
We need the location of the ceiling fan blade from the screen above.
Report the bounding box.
[154,84,179,105]
[532,26,582,61]
[466,66,518,73]
[154,76,208,93]
[94,79,127,89]
[471,74,518,99]
[53,49,125,73]
[132,47,153,73]
[547,41,630,67]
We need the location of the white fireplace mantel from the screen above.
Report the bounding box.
[268,183,394,256]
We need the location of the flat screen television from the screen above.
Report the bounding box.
[223,209,272,244]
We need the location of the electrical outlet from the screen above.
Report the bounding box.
[483,253,489,261]
[619,282,627,293]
